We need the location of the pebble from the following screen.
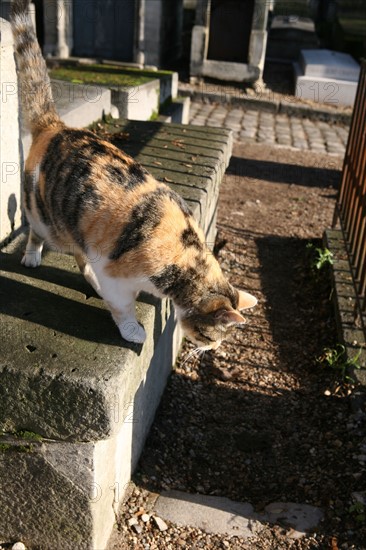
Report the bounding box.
[351,491,366,504]
[141,513,150,522]
[128,517,139,527]
[132,524,143,534]
[12,544,26,550]
[153,515,168,532]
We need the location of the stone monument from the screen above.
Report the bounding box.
[190,0,272,83]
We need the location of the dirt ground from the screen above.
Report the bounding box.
[109,142,366,549]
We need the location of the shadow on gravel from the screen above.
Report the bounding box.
[226,156,341,188]
[255,234,337,378]
[135,232,360,542]
[127,146,366,546]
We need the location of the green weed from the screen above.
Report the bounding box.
[317,344,361,383]
[349,502,366,524]
[306,243,334,271]
[15,430,43,442]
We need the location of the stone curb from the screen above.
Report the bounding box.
[179,87,353,124]
[324,229,366,403]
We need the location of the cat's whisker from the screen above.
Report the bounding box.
[180,347,201,368]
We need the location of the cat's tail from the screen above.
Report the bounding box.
[10,0,63,137]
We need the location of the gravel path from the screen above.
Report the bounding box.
[109,142,366,549]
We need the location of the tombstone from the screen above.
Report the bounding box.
[266,15,319,61]
[43,0,73,58]
[190,0,272,83]
[70,0,183,68]
[294,49,360,107]
[72,0,135,62]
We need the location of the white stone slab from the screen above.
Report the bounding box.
[265,502,324,539]
[154,491,324,539]
[154,490,264,538]
[294,62,358,107]
[300,49,360,82]
[111,78,160,121]
[0,18,22,243]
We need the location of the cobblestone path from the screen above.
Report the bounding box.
[189,101,349,156]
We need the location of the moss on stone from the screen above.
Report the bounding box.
[0,442,34,453]
[49,63,172,89]
[149,110,159,121]
[15,430,43,442]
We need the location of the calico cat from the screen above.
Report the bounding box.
[10,0,257,347]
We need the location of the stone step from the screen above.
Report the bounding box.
[159,96,191,124]
[0,119,233,549]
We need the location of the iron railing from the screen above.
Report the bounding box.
[333,59,366,324]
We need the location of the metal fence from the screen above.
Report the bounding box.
[333,59,366,321]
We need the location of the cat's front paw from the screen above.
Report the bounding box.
[119,321,146,344]
[21,250,42,268]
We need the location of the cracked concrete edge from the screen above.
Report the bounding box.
[179,87,353,124]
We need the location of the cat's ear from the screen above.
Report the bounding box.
[215,309,247,325]
[237,290,257,310]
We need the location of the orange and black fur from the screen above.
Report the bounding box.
[10,0,256,346]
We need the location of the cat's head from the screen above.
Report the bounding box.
[178,285,257,350]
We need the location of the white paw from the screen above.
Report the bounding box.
[119,321,147,344]
[84,264,101,295]
[21,250,42,268]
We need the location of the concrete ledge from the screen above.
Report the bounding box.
[85,61,179,105]
[52,80,112,129]
[179,86,353,124]
[110,78,160,121]
[0,120,232,549]
[22,80,112,157]
[324,229,366,386]
[47,59,178,115]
